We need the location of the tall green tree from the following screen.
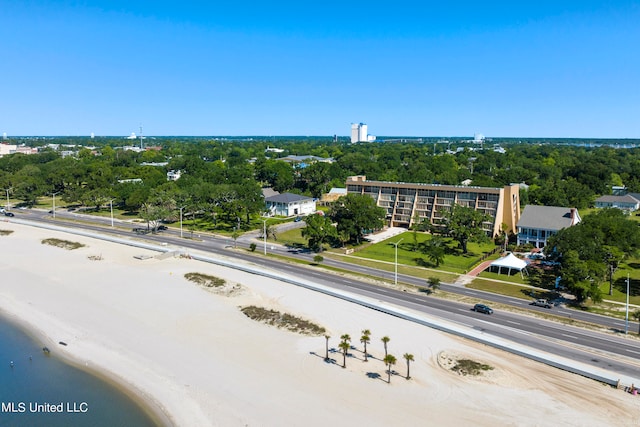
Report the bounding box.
[381,336,390,358]
[329,194,386,245]
[301,213,337,252]
[440,204,491,254]
[548,208,640,301]
[339,334,351,368]
[360,329,371,362]
[383,354,397,384]
[324,334,331,361]
[403,353,414,380]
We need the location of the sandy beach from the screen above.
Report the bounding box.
[1,221,639,426]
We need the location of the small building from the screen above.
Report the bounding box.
[278,155,334,167]
[167,170,182,181]
[487,252,528,277]
[117,178,143,184]
[516,205,581,249]
[265,193,316,217]
[594,194,640,212]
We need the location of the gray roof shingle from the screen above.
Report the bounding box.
[517,205,580,231]
[265,192,313,203]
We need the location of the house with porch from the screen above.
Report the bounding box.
[594,194,640,212]
[516,205,581,249]
[265,192,316,217]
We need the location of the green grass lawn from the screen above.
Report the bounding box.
[273,227,308,247]
[349,231,499,274]
[475,270,528,285]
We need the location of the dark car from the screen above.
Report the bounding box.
[157,225,168,231]
[4,212,14,217]
[473,304,493,314]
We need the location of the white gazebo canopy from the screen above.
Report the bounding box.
[489,252,528,277]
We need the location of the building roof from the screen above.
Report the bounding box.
[490,252,527,271]
[328,188,347,195]
[279,155,333,163]
[595,194,640,204]
[261,188,280,198]
[517,205,580,231]
[265,192,314,203]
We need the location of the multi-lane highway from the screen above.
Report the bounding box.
[10,208,640,382]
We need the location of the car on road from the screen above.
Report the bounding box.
[157,225,168,231]
[473,303,494,314]
[4,212,15,217]
[530,299,553,309]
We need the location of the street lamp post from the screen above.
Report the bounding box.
[626,273,630,334]
[393,238,404,286]
[52,192,60,218]
[2,188,10,211]
[263,219,268,255]
[179,206,185,238]
[109,199,114,227]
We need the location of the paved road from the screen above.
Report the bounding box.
[11,209,640,380]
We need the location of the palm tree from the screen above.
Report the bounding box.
[403,353,414,380]
[360,329,371,362]
[381,336,390,357]
[339,340,350,368]
[324,334,331,361]
[383,354,397,383]
[427,277,441,294]
[340,333,351,345]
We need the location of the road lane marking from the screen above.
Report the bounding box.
[561,333,578,339]
[625,349,640,355]
[506,320,521,325]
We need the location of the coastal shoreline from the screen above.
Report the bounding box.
[0,306,173,427]
[1,220,638,427]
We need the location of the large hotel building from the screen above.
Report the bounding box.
[345,176,521,237]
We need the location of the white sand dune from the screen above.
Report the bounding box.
[1,222,638,426]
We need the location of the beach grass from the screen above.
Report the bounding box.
[240,305,326,336]
[41,238,85,250]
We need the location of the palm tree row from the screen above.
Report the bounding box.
[326,331,414,383]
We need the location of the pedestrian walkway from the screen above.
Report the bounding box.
[364,227,406,243]
[454,260,493,286]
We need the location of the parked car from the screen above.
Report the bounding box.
[530,299,553,309]
[473,303,494,314]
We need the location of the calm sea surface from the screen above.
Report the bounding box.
[0,316,162,427]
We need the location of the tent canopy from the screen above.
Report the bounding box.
[488,252,528,276]
[490,252,527,270]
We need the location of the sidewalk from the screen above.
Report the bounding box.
[454,259,493,286]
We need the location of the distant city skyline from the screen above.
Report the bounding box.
[1,1,639,138]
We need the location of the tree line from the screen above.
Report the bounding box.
[2,138,640,235]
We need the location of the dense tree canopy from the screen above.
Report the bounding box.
[3,137,640,239]
[547,208,640,301]
[329,194,386,245]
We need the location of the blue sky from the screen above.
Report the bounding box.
[1,1,639,138]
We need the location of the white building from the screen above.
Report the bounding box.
[167,170,182,181]
[516,205,581,249]
[350,123,369,143]
[265,193,316,217]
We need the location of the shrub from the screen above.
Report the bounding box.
[184,272,226,287]
[41,238,85,250]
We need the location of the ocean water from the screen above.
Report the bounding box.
[0,317,163,427]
